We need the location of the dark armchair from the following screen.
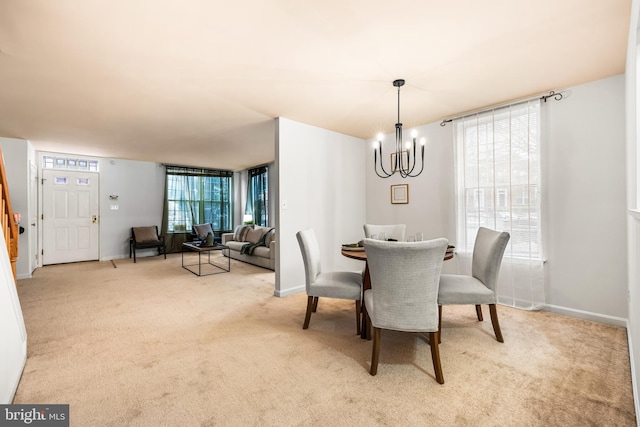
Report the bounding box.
[130,226,166,263]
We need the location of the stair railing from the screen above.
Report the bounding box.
[0,148,19,284]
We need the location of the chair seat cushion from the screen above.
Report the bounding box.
[438,274,497,305]
[309,271,362,300]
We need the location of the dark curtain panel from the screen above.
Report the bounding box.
[162,166,233,253]
[245,166,268,226]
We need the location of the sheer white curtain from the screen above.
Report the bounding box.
[453,100,544,310]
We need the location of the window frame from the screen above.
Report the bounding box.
[165,166,234,234]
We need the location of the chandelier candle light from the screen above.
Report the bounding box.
[373,79,426,178]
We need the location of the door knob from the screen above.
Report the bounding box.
[92,215,98,224]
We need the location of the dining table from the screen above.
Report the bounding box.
[341,245,454,340]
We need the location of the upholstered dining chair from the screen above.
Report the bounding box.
[438,227,510,343]
[364,237,448,383]
[363,224,406,241]
[296,229,363,335]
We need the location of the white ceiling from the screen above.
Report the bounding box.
[0,0,631,171]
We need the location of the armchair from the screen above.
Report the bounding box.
[130,226,166,263]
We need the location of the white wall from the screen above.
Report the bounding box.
[276,117,366,296]
[364,76,628,323]
[625,0,640,418]
[98,158,165,260]
[0,137,36,278]
[545,75,627,320]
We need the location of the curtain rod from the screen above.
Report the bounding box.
[439,90,564,126]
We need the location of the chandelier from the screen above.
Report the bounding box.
[373,79,425,178]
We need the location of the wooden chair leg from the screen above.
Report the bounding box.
[355,300,361,336]
[370,327,381,376]
[429,331,445,384]
[489,304,504,343]
[312,297,319,312]
[361,304,372,340]
[438,305,442,344]
[303,296,314,329]
[475,304,483,321]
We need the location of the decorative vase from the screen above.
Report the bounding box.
[205,232,214,246]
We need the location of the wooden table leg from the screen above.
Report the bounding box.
[361,262,372,340]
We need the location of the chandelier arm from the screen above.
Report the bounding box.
[374,144,393,178]
[406,145,425,177]
[405,140,418,175]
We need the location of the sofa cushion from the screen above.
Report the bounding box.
[234,225,252,242]
[264,229,275,246]
[225,241,270,259]
[245,227,264,243]
[225,241,246,252]
[250,246,271,258]
[253,226,275,246]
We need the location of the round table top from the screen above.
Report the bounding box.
[341,247,454,261]
[340,248,367,261]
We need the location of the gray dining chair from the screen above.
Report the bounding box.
[363,224,406,241]
[438,227,510,343]
[296,229,363,335]
[364,237,448,383]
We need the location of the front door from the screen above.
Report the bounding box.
[42,169,99,265]
[29,162,38,271]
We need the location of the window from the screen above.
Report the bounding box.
[454,99,544,310]
[43,155,99,171]
[165,166,233,233]
[245,166,268,226]
[455,100,541,260]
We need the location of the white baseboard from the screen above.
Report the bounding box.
[543,304,628,327]
[274,285,304,297]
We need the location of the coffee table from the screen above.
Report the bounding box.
[182,242,230,276]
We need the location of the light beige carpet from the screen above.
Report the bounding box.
[13,253,636,426]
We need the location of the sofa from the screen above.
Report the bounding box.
[221,225,276,270]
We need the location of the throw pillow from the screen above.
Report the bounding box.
[244,227,264,243]
[263,229,275,247]
[193,223,213,240]
[234,225,252,242]
[133,226,159,243]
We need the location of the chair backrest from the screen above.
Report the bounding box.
[192,223,213,240]
[472,227,511,291]
[132,226,160,243]
[296,229,322,291]
[363,224,407,241]
[364,237,448,332]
